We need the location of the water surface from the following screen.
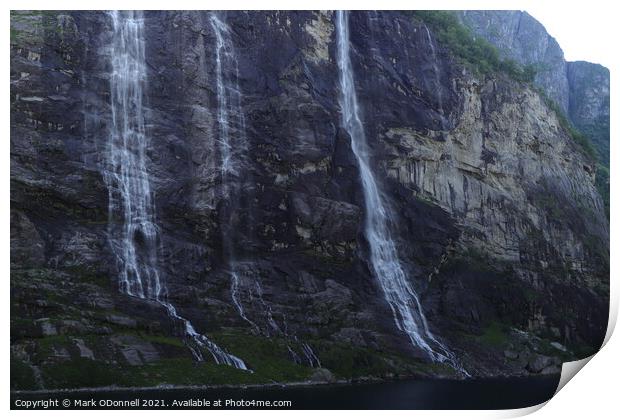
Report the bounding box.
[11,375,560,410]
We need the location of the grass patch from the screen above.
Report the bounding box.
[479,322,509,347]
[442,247,510,275]
[37,356,254,389]
[15,329,462,390]
[137,333,185,348]
[121,358,256,387]
[33,332,310,389]
[308,339,455,379]
[41,358,120,389]
[10,10,75,46]
[211,330,314,382]
[536,339,573,362]
[310,341,393,379]
[11,358,38,390]
[32,335,73,363]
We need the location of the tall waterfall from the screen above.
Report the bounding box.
[209,15,320,368]
[105,10,247,370]
[210,13,252,324]
[106,10,160,299]
[422,25,447,130]
[210,13,268,333]
[210,14,245,178]
[335,11,463,373]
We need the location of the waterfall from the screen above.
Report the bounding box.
[230,272,260,331]
[301,343,322,368]
[210,13,270,334]
[422,25,447,130]
[106,10,160,300]
[209,13,250,323]
[335,11,464,374]
[207,20,321,365]
[104,10,247,370]
[210,13,243,177]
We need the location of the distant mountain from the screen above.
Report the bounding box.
[459,11,610,167]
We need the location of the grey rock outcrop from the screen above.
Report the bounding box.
[459,11,610,165]
[458,11,570,112]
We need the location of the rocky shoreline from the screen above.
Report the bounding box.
[11,371,567,396]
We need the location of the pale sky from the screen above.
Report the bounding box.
[525,6,613,69]
[399,0,616,71]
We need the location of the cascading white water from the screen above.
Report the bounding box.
[105,10,247,370]
[207,21,320,364]
[230,272,259,331]
[106,10,161,300]
[253,279,282,335]
[159,300,247,369]
[210,13,251,321]
[210,13,279,337]
[422,25,447,130]
[301,343,322,368]
[335,11,463,373]
[210,14,243,177]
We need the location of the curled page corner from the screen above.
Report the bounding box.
[501,356,597,418]
[555,355,594,395]
[552,295,620,395]
[501,401,549,418]
[553,305,614,396]
[551,288,619,392]
[520,297,617,414]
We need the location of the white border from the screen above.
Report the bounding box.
[4,1,617,418]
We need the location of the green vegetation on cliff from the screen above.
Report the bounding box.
[10,268,453,391]
[596,165,610,218]
[538,90,608,216]
[537,90,597,160]
[412,10,607,216]
[411,11,538,83]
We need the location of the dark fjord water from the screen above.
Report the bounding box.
[12,375,560,410]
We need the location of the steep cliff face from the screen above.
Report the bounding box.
[567,61,611,165]
[458,11,610,169]
[10,10,609,390]
[458,11,570,113]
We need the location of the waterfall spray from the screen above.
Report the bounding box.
[422,24,447,130]
[207,20,322,364]
[335,10,465,375]
[104,10,247,370]
[210,13,281,337]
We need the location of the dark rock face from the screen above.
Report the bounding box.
[10,11,609,390]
